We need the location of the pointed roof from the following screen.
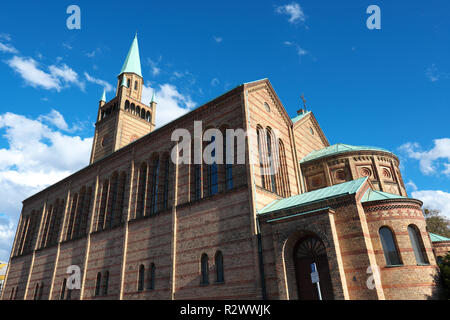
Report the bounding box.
[300,143,393,164]
[151,90,157,103]
[259,177,368,215]
[119,35,142,77]
[100,89,106,102]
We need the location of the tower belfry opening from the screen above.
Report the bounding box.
[90,35,157,164]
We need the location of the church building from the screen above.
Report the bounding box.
[2,35,449,300]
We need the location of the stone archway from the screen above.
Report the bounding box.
[293,235,334,300]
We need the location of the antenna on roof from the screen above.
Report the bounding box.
[297,93,308,115]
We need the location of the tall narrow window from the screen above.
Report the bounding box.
[80,188,92,236]
[148,263,155,290]
[200,253,209,285]
[150,158,160,214]
[67,194,78,240]
[257,127,266,189]
[60,278,66,300]
[95,272,102,296]
[138,265,145,291]
[194,164,202,200]
[163,158,170,210]
[98,180,109,230]
[408,225,429,265]
[114,172,127,226]
[266,130,277,194]
[224,134,233,191]
[73,188,86,238]
[207,136,218,196]
[103,271,109,296]
[137,163,147,218]
[215,251,224,283]
[379,227,402,266]
[108,173,119,228]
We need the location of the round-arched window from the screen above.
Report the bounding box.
[407,225,429,265]
[379,227,402,266]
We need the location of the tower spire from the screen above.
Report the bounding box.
[119,34,142,77]
[100,89,106,102]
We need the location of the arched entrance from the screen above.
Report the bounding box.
[293,235,334,300]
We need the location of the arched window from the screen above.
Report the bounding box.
[116,172,127,225]
[138,265,145,291]
[136,106,141,117]
[266,129,277,194]
[150,157,160,214]
[80,187,92,235]
[134,81,138,90]
[207,136,218,196]
[60,278,66,300]
[224,131,233,191]
[408,225,429,265]
[256,126,266,189]
[379,227,402,266]
[66,193,78,240]
[108,173,119,229]
[162,157,170,210]
[73,187,86,238]
[146,111,151,122]
[148,263,155,290]
[127,78,130,88]
[98,180,109,230]
[125,100,130,112]
[130,103,135,114]
[137,163,147,218]
[141,108,146,119]
[95,272,102,296]
[215,251,224,283]
[103,271,109,296]
[200,253,209,285]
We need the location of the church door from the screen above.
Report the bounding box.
[293,236,334,300]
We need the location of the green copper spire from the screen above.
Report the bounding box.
[100,89,106,102]
[151,90,157,103]
[119,34,142,77]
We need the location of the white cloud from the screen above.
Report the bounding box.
[0,42,18,54]
[6,56,84,91]
[0,111,93,260]
[213,36,223,43]
[276,2,306,24]
[84,72,114,92]
[425,64,449,82]
[284,41,308,57]
[147,57,162,76]
[412,190,450,219]
[211,78,220,86]
[142,83,195,128]
[400,138,450,176]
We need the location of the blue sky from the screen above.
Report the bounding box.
[0,0,449,260]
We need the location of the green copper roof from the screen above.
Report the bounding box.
[119,35,142,77]
[429,232,450,242]
[292,111,311,123]
[151,90,157,103]
[361,189,407,203]
[300,143,393,164]
[100,89,106,102]
[259,177,368,215]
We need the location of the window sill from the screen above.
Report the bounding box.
[384,264,404,268]
[215,281,225,285]
[416,263,430,266]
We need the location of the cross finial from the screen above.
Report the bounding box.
[297,93,307,115]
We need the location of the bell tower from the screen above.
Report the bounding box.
[90,35,157,164]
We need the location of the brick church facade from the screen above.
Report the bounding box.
[2,36,449,300]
